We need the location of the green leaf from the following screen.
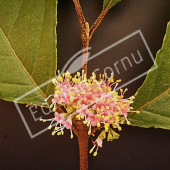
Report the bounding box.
[0,0,57,106]
[129,21,170,130]
[103,0,122,10]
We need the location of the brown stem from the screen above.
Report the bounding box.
[73,0,86,39]
[78,125,89,170]
[73,0,112,75]
[72,119,90,170]
[56,104,64,114]
[73,0,90,74]
[89,0,114,39]
[89,9,108,40]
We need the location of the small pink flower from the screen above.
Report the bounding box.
[54,112,64,122]
[90,137,103,156]
[94,137,103,148]
[62,119,72,129]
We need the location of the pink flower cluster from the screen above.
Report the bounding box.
[40,71,139,155]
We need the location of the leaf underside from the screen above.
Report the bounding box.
[129,22,170,130]
[103,0,122,9]
[0,0,57,106]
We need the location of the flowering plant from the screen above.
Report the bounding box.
[0,0,170,170]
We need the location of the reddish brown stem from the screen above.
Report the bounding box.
[73,0,86,38]
[72,119,90,170]
[89,0,113,39]
[89,9,108,40]
[73,0,89,74]
[77,125,89,170]
[73,0,112,75]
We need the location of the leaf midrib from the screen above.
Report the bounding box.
[137,87,170,111]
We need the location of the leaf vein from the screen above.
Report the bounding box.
[30,2,46,76]
[8,0,24,38]
[137,88,170,111]
[0,28,47,99]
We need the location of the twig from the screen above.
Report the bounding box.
[73,0,86,39]
[89,0,113,39]
[73,0,113,74]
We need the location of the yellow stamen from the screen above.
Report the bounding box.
[106,106,109,110]
[89,148,94,154]
[116,79,121,83]
[118,126,122,131]
[93,152,97,156]
[115,116,119,123]
[55,85,60,90]
[77,72,80,76]
[55,127,59,130]
[70,91,75,96]
[65,71,70,78]
[51,131,55,136]
[114,112,119,116]
[97,122,100,127]
[83,120,87,124]
[57,76,63,82]
[97,114,101,118]
[76,115,81,120]
[55,91,62,94]
[57,132,61,135]
[105,116,110,120]
[53,108,56,112]
[127,121,131,125]
[136,111,140,114]
[70,97,74,102]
